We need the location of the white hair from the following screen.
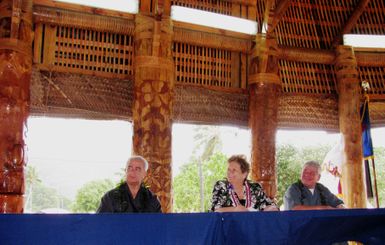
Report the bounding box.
[303,160,322,175]
[126,156,149,171]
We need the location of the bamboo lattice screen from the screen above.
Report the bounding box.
[173,42,234,87]
[276,1,353,49]
[33,6,135,79]
[34,24,134,79]
[279,60,337,94]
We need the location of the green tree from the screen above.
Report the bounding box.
[298,144,331,164]
[173,153,227,212]
[192,125,223,211]
[30,182,72,212]
[276,144,302,207]
[25,165,71,212]
[72,179,116,213]
[25,165,42,211]
[193,125,222,161]
[371,147,385,207]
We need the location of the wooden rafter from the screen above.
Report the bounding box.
[332,0,371,47]
[33,0,134,19]
[268,0,291,35]
[262,0,274,34]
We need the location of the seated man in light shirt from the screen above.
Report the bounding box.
[284,160,345,210]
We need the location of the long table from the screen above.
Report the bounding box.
[1,209,385,244]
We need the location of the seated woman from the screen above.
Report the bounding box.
[211,154,278,212]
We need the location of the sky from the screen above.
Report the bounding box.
[26,117,385,200]
[26,118,132,199]
[55,0,138,13]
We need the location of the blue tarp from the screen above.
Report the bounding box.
[1,209,385,245]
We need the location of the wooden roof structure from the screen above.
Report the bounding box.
[1,0,384,213]
[30,0,385,130]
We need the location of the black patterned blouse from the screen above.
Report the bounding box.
[211,179,276,211]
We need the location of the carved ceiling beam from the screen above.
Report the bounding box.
[279,46,335,64]
[279,46,385,66]
[355,51,385,67]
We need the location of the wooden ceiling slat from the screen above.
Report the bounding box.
[332,0,371,47]
[354,0,385,35]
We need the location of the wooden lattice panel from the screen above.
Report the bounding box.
[353,0,385,35]
[279,60,337,94]
[173,42,235,88]
[359,66,385,97]
[276,0,353,49]
[35,23,134,79]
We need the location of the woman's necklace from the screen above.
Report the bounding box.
[234,187,244,199]
[229,181,251,207]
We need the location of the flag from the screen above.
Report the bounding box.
[320,136,344,198]
[360,98,374,198]
[361,99,374,159]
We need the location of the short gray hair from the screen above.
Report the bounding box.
[126,156,149,171]
[303,160,321,175]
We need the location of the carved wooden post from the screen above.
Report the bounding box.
[248,35,281,197]
[0,0,33,213]
[133,0,174,212]
[336,45,366,208]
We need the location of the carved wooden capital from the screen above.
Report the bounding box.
[335,45,359,80]
[248,73,281,86]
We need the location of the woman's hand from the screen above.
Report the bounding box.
[215,205,249,212]
[264,205,279,211]
[233,205,249,212]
